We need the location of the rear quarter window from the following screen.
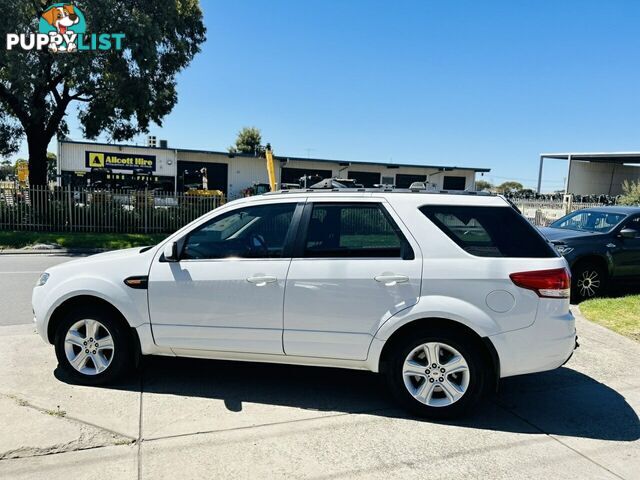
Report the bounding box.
[419,205,557,258]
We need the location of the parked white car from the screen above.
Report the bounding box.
[32,190,576,417]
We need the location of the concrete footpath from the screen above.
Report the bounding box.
[0,310,638,479]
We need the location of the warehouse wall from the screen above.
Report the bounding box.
[59,141,480,197]
[59,142,177,177]
[567,160,640,195]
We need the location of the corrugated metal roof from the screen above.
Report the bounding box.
[541,152,640,163]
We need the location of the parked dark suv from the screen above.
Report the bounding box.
[539,207,640,301]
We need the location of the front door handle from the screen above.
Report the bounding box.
[247,275,277,286]
[374,274,409,286]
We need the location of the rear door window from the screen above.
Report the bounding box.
[420,205,557,258]
[303,203,413,258]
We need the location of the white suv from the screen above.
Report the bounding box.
[32,191,576,417]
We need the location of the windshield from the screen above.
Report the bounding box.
[550,210,626,233]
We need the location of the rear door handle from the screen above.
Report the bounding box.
[247,275,277,286]
[374,274,409,286]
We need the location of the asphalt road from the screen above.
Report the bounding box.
[0,254,81,326]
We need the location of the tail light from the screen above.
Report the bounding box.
[509,268,571,298]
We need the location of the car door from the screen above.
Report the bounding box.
[612,215,640,278]
[283,199,422,360]
[148,201,302,354]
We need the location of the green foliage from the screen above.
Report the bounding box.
[475,180,493,191]
[495,181,524,193]
[233,127,263,154]
[47,151,57,183]
[0,0,206,184]
[0,231,166,250]
[581,294,640,342]
[0,158,13,180]
[619,180,640,206]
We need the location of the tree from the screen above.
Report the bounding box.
[231,127,263,155]
[47,151,57,183]
[619,179,640,206]
[0,1,206,185]
[495,181,524,193]
[475,180,493,191]
[0,158,12,181]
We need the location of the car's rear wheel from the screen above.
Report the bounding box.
[572,262,606,302]
[54,306,133,385]
[384,329,488,418]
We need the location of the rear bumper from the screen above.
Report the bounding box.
[489,306,576,378]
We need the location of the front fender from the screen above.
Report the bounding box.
[567,250,614,276]
[36,275,149,339]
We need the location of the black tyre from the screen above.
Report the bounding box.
[54,306,133,385]
[571,262,607,302]
[383,328,488,418]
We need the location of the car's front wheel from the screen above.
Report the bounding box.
[384,329,488,418]
[54,306,133,385]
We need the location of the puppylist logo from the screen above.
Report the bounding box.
[6,3,124,53]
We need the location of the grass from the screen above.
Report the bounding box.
[44,407,67,417]
[580,295,640,342]
[0,231,167,250]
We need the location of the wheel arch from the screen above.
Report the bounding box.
[47,295,138,355]
[378,317,500,389]
[570,254,611,276]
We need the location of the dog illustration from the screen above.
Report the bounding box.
[41,5,79,52]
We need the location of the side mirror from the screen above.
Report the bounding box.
[619,228,639,240]
[163,241,179,262]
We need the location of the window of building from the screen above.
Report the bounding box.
[381,176,395,186]
[395,174,427,188]
[178,161,228,194]
[281,167,332,186]
[347,171,381,187]
[442,176,466,190]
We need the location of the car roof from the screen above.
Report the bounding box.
[578,206,640,215]
[236,189,510,207]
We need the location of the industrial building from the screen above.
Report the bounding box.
[537,152,640,195]
[57,139,491,197]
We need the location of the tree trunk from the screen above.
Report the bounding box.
[27,131,50,186]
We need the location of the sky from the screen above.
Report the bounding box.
[20,0,640,192]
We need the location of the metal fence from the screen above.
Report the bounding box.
[0,187,615,233]
[0,187,226,233]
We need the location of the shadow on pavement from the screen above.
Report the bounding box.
[55,356,640,442]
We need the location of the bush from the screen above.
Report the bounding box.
[619,180,640,206]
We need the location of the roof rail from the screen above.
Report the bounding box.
[265,188,495,196]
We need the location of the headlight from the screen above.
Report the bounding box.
[36,272,50,287]
[555,245,574,255]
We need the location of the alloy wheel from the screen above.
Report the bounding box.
[402,342,470,407]
[63,319,115,375]
[577,269,601,298]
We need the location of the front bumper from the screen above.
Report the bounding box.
[32,285,51,344]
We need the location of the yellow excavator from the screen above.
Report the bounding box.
[264,143,277,192]
[242,143,278,197]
